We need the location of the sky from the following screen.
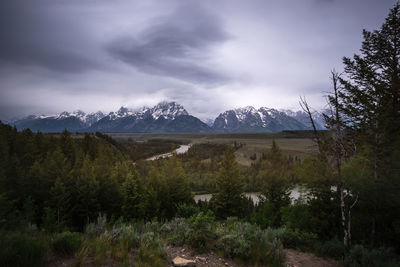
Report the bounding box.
[0,0,396,121]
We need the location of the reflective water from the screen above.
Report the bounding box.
[194,187,306,205]
[146,145,191,160]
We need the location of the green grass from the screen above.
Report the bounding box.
[109,132,319,165]
[233,138,317,166]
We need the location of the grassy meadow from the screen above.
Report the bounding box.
[108,131,319,166]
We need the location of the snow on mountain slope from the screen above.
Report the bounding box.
[213,106,312,132]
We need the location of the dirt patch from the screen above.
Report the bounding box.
[167,245,243,267]
[284,249,341,267]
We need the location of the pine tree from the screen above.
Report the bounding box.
[163,157,193,206]
[257,140,291,227]
[49,177,69,227]
[72,156,100,228]
[211,146,244,218]
[338,3,400,247]
[121,170,142,220]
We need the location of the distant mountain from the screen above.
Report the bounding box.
[212,106,313,132]
[9,102,326,133]
[203,118,215,127]
[280,109,326,130]
[88,102,210,133]
[11,110,105,132]
[11,102,210,133]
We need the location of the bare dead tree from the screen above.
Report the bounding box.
[299,96,324,156]
[300,70,358,247]
[327,69,358,247]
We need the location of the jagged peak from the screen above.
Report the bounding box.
[151,101,188,120]
[235,106,257,112]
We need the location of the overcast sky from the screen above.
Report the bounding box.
[0,0,396,121]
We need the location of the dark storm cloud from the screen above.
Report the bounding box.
[0,0,397,121]
[0,0,97,72]
[108,3,230,84]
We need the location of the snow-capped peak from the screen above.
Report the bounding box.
[232,106,257,121]
[104,102,188,121]
[150,101,188,120]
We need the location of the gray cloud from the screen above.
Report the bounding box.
[108,2,230,84]
[0,0,397,121]
[0,0,98,72]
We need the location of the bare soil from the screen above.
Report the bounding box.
[284,249,341,267]
[166,246,341,267]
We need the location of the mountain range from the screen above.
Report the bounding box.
[7,101,325,133]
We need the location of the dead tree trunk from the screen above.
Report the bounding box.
[329,70,357,247]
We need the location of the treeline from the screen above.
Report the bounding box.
[0,125,195,231]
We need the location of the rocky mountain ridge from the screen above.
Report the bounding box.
[8,102,326,133]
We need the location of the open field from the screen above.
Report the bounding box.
[108,131,319,166]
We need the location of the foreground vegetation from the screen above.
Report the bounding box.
[0,120,398,266]
[1,3,400,267]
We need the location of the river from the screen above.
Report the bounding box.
[146,144,191,160]
[194,186,307,205]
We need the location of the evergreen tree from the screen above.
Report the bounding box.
[257,140,292,226]
[163,157,193,206]
[121,169,143,220]
[60,129,75,164]
[211,146,244,218]
[338,3,400,247]
[49,177,69,227]
[71,156,100,228]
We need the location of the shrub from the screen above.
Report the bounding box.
[217,222,254,259]
[262,227,288,242]
[135,220,161,235]
[52,231,83,256]
[92,232,112,265]
[280,228,317,251]
[161,218,191,246]
[251,201,277,228]
[344,245,399,267]
[188,211,217,253]
[136,232,167,267]
[107,224,141,249]
[0,233,48,267]
[85,213,107,238]
[316,237,345,259]
[252,229,285,266]
[118,225,141,250]
[176,203,200,218]
[281,202,313,233]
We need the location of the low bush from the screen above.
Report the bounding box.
[214,222,285,265]
[108,224,141,249]
[91,232,112,265]
[217,222,254,259]
[136,232,167,267]
[0,233,48,267]
[118,225,141,250]
[52,231,83,256]
[280,228,318,251]
[344,245,399,267]
[85,213,107,238]
[316,237,345,259]
[161,218,191,246]
[252,229,285,266]
[176,203,200,218]
[188,211,217,253]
